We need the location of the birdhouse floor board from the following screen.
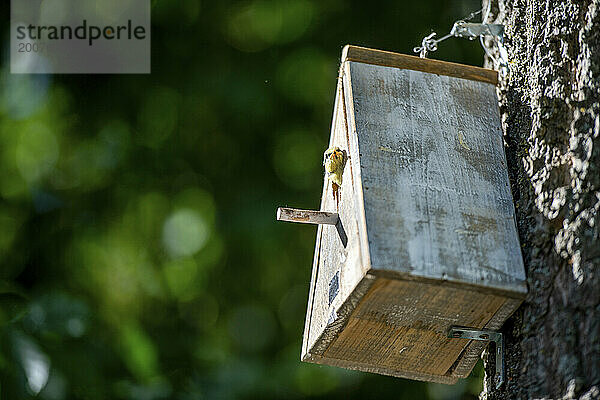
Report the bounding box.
[302,275,522,382]
[307,353,459,385]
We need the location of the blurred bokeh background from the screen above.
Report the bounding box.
[0,0,487,398]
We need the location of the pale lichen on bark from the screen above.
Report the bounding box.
[480,0,600,399]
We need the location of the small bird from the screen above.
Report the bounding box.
[323,146,347,209]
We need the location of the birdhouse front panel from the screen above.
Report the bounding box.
[302,81,370,362]
[301,46,526,384]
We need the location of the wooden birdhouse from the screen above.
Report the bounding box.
[277,45,526,385]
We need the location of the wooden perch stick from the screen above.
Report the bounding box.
[276,207,339,225]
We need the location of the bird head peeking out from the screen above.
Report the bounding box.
[323,146,348,210]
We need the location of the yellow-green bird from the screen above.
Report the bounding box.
[323,146,347,209]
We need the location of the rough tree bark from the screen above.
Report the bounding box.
[480,0,600,399]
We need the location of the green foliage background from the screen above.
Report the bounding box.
[1,1,486,398]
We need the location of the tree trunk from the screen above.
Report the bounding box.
[480,0,600,399]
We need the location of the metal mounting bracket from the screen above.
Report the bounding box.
[448,326,504,389]
[450,22,504,40]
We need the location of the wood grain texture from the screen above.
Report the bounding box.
[308,352,459,385]
[302,79,369,359]
[320,277,506,378]
[277,207,339,225]
[301,49,526,385]
[342,45,498,85]
[345,60,526,295]
[304,274,520,383]
[304,274,377,360]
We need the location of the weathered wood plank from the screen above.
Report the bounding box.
[276,207,339,225]
[301,47,526,385]
[321,277,506,378]
[342,45,498,85]
[308,353,459,385]
[302,79,369,359]
[345,60,526,294]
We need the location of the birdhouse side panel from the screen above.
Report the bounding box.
[345,61,526,294]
